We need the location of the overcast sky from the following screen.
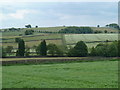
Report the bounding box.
[0,1,118,28]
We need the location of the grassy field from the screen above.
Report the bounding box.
[65,34,118,48]
[2,33,63,48]
[2,60,118,88]
[1,26,119,53]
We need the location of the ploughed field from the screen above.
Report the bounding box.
[2,59,118,88]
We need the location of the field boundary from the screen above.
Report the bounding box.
[1,57,118,66]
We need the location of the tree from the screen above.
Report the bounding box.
[15,38,21,43]
[25,46,30,56]
[68,41,88,56]
[37,40,47,56]
[47,43,57,56]
[90,47,97,56]
[106,42,118,57]
[2,47,6,57]
[35,26,38,28]
[47,44,64,56]
[91,42,118,57]
[104,30,107,33]
[17,39,25,56]
[5,46,13,56]
[25,24,31,28]
[25,30,34,35]
[97,25,100,27]
[106,23,119,29]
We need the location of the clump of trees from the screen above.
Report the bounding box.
[2,39,120,57]
[90,41,118,57]
[9,27,20,31]
[59,26,93,34]
[106,23,119,30]
[25,24,32,28]
[25,30,34,35]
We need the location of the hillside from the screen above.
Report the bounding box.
[1,26,119,55]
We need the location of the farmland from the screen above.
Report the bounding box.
[2,60,118,88]
[1,29,118,49]
[1,26,119,88]
[64,34,118,48]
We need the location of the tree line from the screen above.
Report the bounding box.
[1,39,120,57]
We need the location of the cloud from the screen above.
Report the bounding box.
[8,9,37,19]
[8,10,30,19]
[1,9,38,20]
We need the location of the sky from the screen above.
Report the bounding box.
[0,0,118,28]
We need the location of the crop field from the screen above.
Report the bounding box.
[2,33,63,48]
[64,34,118,48]
[2,60,118,88]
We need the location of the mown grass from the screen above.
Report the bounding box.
[2,60,118,88]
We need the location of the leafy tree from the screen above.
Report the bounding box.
[56,47,64,56]
[90,47,97,56]
[15,38,21,43]
[104,30,107,33]
[37,40,47,56]
[68,41,88,56]
[25,24,32,28]
[2,47,6,57]
[90,42,118,57]
[25,30,34,35]
[106,23,119,29]
[5,46,13,56]
[47,43,57,56]
[97,25,100,27]
[106,42,118,57]
[17,39,25,56]
[9,27,18,31]
[35,26,38,28]
[25,46,30,56]
[47,44,64,56]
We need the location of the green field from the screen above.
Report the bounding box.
[1,26,119,52]
[2,60,118,88]
[64,34,118,48]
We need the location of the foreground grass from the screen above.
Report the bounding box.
[2,60,118,88]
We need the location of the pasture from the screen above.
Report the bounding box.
[2,60,118,88]
[64,34,118,48]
